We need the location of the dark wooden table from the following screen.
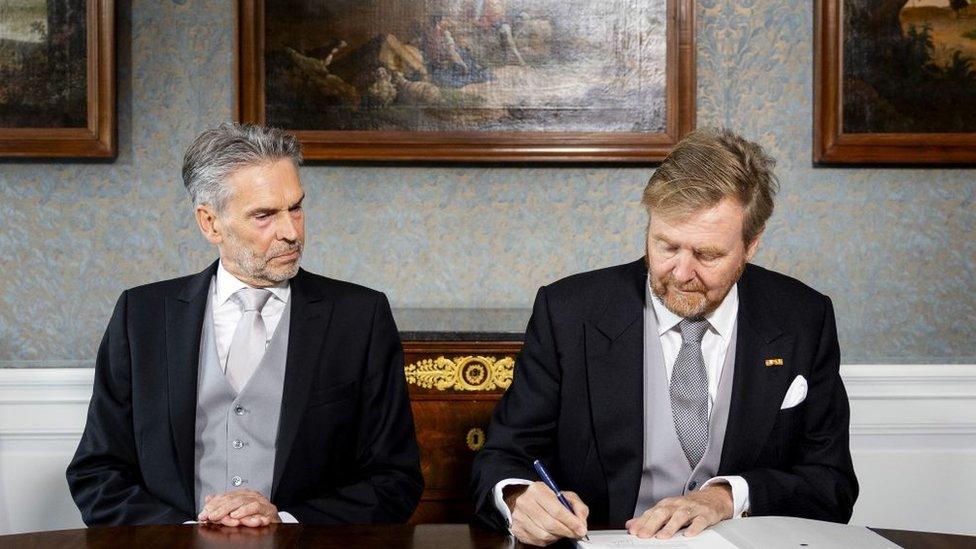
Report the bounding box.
[0,523,973,548]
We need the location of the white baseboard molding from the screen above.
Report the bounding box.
[0,365,974,535]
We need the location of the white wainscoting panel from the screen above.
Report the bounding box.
[0,365,974,535]
[843,364,976,536]
[0,368,93,534]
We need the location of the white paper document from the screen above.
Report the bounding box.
[577,517,900,549]
[577,530,738,548]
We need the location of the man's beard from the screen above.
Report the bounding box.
[650,262,744,319]
[224,230,303,285]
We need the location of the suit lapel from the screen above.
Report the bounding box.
[719,266,795,472]
[165,260,217,509]
[272,269,334,497]
[585,259,646,525]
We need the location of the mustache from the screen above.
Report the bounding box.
[266,241,303,259]
[664,274,705,293]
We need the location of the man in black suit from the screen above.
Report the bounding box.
[470,128,857,545]
[67,123,423,526]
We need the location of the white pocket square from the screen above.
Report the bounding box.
[780,375,807,410]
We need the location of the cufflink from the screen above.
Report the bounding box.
[764,358,783,367]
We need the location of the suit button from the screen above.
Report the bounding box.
[688,481,697,490]
[234,406,246,415]
[231,476,243,487]
[232,439,244,449]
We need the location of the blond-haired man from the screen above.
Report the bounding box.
[471,128,857,545]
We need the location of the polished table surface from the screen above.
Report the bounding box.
[1,524,974,548]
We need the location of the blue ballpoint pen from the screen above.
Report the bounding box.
[533,459,590,542]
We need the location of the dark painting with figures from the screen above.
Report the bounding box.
[0,0,87,128]
[264,0,667,133]
[844,0,976,133]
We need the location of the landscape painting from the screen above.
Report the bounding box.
[0,0,87,128]
[239,0,695,162]
[0,0,114,158]
[844,0,976,133]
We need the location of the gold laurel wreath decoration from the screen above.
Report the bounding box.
[404,355,514,391]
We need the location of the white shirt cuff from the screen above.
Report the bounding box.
[278,511,298,523]
[492,478,533,527]
[702,476,750,518]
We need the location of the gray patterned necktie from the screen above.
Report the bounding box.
[670,318,710,468]
[225,288,273,393]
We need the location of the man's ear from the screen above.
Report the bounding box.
[195,204,223,245]
[744,226,764,262]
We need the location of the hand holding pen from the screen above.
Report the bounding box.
[500,459,590,545]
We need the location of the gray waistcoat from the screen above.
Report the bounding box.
[634,288,737,516]
[193,282,291,511]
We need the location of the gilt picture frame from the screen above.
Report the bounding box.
[237,0,695,163]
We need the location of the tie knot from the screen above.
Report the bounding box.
[236,288,272,312]
[678,318,709,344]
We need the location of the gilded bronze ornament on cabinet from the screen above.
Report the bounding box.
[405,355,514,392]
[465,428,486,452]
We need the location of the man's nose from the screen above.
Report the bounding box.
[672,253,697,283]
[276,213,299,241]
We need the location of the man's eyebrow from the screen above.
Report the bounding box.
[247,206,277,216]
[245,193,305,216]
[651,233,675,245]
[695,246,725,256]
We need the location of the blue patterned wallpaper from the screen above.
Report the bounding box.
[0,1,973,365]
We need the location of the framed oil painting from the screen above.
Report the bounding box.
[0,0,114,158]
[816,0,976,163]
[238,0,695,162]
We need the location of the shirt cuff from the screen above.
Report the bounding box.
[702,475,750,518]
[492,478,534,527]
[278,511,299,523]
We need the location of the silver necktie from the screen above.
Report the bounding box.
[225,288,273,393]
[670,318,710,468]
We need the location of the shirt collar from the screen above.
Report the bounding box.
[215,260,290,307]
[648,275,739,342]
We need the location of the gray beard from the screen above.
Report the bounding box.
[223,232,302,284]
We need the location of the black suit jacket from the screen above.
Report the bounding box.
[470,259,857,529]
[67,261,423,525]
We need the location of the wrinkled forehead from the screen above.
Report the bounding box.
[224,159,304,204]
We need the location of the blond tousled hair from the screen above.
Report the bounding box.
[641,128,779,244]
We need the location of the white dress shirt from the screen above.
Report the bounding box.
[492,282,750,527]
[213,261,290,371]
[188,261,297,524]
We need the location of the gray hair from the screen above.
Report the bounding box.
[181,123,303,212]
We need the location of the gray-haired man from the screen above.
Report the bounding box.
[67,123,423,526]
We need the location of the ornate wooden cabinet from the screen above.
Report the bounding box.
[394,309,528,524]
